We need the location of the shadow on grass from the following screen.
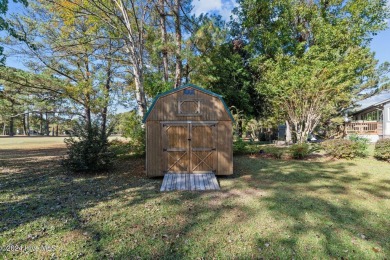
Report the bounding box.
[228,156,390,258]
[1,149,389,258]
[0,147,160,258]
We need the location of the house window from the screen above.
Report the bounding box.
[183,89,195,95]
[178,100,201,116]
[362,110,378,121]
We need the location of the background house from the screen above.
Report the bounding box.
[347,91,390,142]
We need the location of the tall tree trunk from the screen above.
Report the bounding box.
[2,123,6,135]
[84,56,92,131]
[45,112,49,135]
[102,48,112,138]
[85,106,91,131]
[238,120,243,138]
[295,122,309,144]
[26,112,30,136]
[9,117,14,137]
[133,67,147,117]
[39,112,43,135]
[174,0,182,88]
[56,125,58,136]
[9,102,14,136]
[159,0,169,82]
[184,63,189,83]
[285,120,292,143]
[23,113,27,135]
[114,0,148,116]
[84,92,92,131]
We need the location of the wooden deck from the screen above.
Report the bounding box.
[345,121,382,135]
[160,173,220,191]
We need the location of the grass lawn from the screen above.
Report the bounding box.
[1,137,389,259]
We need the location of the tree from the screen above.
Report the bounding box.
[234,0,389,142]
[0,68,65,136]
[356,61,390,99]
[1,0,123,135]
[157,0,169,82]
[189,16,269,136]
[47,0,155,116]
[0,0,28,64]
[257,46,378,143]
[173,0,182,88]
[1,0,123,171]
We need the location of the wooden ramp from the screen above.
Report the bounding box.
[160,173,220,191]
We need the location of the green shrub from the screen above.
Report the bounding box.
[348,134,369,157]
[63,121,115,173]
[109,139,130,157]
[233,138,248,155]
[264,146,285,159]
[322,137,369,159]
[374,139,390,161]
[289,143,311,159]
[120,112,145,156]
[322,139,355,159]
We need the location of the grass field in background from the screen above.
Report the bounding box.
[0,137,67,149]
[0,136,125,150]
[0,137,389,259]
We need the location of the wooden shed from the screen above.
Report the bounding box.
[143,84,234,177]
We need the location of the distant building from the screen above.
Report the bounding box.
[347,91,390,142]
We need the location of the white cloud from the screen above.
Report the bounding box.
[192,0,222,16]
[192,0,237,21]
[219,0,239,21]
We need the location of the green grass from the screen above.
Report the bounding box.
[0,138,389,259]
[0,136,68,149]
[0,136,126,149]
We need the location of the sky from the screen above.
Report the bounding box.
[193,0,390,65]
[4,0,390,67]
[192,0,238,21]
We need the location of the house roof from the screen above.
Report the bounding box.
[351,91,390,114]
[142,83,235,123]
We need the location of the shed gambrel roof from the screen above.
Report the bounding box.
[142,83,234,123]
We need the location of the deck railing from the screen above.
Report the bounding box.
[345,121,382,135]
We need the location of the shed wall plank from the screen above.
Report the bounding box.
[146,121,162,177]
[217,121,233,175]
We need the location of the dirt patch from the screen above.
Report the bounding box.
[114,157,146,177]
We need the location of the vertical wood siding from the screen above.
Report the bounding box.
[217,121,233,175]
[146,87,233,176]
[146,121,163,177]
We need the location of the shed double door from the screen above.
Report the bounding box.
[162,122,216,174]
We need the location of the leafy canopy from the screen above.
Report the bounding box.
[234,0,389,142]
